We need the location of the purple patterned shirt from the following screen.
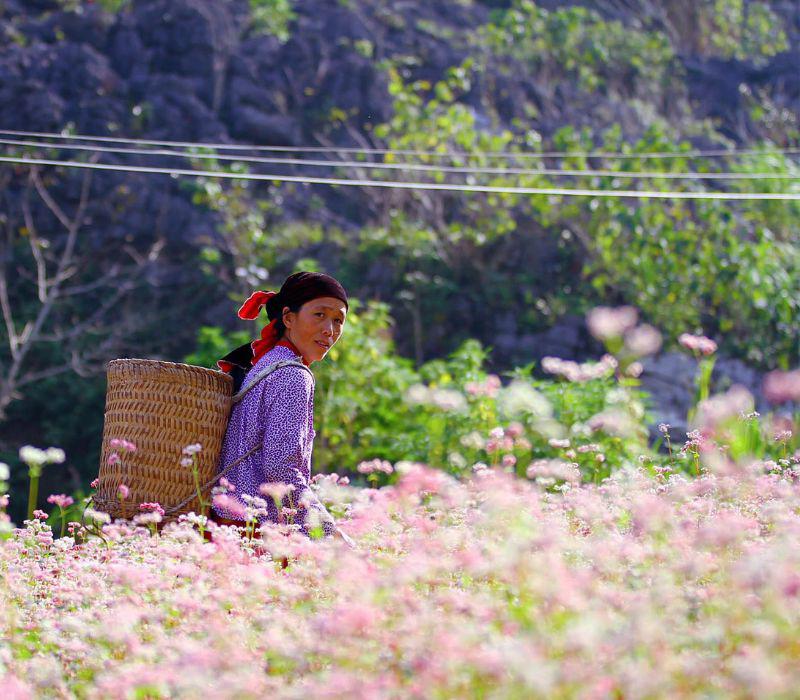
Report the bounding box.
[211,344,336,538]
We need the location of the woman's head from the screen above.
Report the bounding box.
[265,271,349,364]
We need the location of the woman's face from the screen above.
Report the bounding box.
[282,296,347,364]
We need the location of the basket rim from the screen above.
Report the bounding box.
[107,357,232,381]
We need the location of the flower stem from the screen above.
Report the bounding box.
[26,472,39,521]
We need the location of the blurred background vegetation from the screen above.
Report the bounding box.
[0,0,798,523]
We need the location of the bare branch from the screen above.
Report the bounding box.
[0,272,19,361]
[14,362,75,389]
[21,179,48,302]
[59,264,122,297]
[29,166,73,232]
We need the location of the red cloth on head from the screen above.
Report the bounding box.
[237,290,276,320]
[250,318,282,365]
[217,290,313,372]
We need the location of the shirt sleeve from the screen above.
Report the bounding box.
[259,366,336,538]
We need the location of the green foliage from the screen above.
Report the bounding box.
[249,0,295,42]
[183,326,252,369]
[311,300,420,470]
[187,158,327,303]
[373,60,544,245]
[701,0,788,62]
[547,124,800,369]
[55,0,129,12]
[480,0,674,97]
[95,0,129,11]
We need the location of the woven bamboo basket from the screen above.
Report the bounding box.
[94,359,233,522]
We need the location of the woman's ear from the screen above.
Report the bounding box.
[282,305,293,329]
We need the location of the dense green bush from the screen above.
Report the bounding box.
[187,300,669,486]
[480,0,675,98]
[248,0,295,41]
[547,125,800,368]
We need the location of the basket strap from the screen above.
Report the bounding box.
[232,358,313,404]
[163,439,263,516]
[164,358,314,517]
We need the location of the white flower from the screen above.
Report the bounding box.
[179,457,193,468]
[180,512,209,528]
[45,447,66,463]
[497,380,553,418]
[83,507,111,524]
[460,431,485,450]
[587,306,638,340]
[429,388,467,412]
[19,446,65,466]
[182,443,202,456]
[405,384,430,405]
[0,462,9,480]
[133,512,162,526]
[19,446,48,466]
[53,537,75,551]
[448,452,468,469]
[623,324,662,357]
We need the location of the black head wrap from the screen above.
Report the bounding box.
[265,271,349,321]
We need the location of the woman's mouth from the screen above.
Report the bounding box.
[315,341,329,350]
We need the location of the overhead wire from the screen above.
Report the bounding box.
[1,136,798,181]
[1,128,799,161]
[2,154,799,200]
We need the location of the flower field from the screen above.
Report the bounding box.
[2,309,799,699]
[3,450,800,698]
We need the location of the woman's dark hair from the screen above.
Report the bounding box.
[264,271,349,338]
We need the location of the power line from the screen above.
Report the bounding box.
[2,136,798,181]
[1,128,798,162]
[2,154,800,200]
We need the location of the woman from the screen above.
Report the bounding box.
[211,271,354,547]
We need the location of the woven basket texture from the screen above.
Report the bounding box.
[95,359,233,522]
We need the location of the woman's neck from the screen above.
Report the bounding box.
[276,337,310,366]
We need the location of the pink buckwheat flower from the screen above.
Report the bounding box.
[212,493,247,520]
[679,333,717,356]
[624,324,662,357]
[138,502,165,517]
[587,306,638,340]
[505,422,524,439]
[763,369,800,404]
[46,494,74,509]
[182,443,202,456]
[259,482,296,501]
[107,452,121,466]
[117,484,130,499]
[109,438,137,452]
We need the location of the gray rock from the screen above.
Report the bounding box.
[640,351,775,440]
